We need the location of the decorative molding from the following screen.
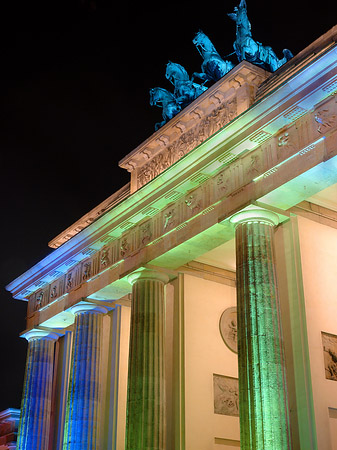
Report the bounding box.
[26,107,337,313]
[137,98,237,189]
[8,41,337,307]
[48,183,130,249]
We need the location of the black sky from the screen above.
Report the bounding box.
[0,0,336,411]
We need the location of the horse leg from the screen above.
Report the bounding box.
[192,72,208,83]
[155,120,166,131]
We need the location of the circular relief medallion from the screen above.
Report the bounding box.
[219,306,237,353]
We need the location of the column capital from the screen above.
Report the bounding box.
[69,301,108,316]
[230,208,279,227]
[127,268,169,285]
[21,329,59,342]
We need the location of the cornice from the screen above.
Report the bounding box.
[48,183,130,249]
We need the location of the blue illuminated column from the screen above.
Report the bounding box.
[230,210,292,450]
[17,329,59,450]
[126,269,169,450]
[63,303,107,450]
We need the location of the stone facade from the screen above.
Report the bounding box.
[6,25,337,450]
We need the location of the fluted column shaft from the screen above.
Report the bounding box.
[17,330,58,450]
[231,210,291,450]
[63,303,107,450]
[126,269,169,450]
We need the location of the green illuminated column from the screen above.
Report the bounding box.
[126,269,169,450]
[17,329,59,450]
[231,210,292,450]
[63,303,107,450]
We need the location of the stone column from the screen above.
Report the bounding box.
[230,210,292,450]
[17,329,58,450]
[126,269,169,450]
[63,303,107,450]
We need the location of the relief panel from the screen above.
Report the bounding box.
[213,374,239,417]
[322,332,337,381]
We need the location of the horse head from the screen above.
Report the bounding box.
[149,87,176,107]
[228,0,251,40]
[165,62,190,86]
[193,31,217,57]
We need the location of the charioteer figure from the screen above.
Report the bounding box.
[228,0,293,72]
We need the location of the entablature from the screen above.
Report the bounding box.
[6,40,337,325]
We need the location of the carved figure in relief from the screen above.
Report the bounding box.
[50,285,57,299]
[315,109,337,134]
[213,375,239,416]
[139,99,237,188]
[219,307,238,353]
[164,209,176,230]
[35,291,44,310]
[217,172,230,195]
[185,194,202,214]
[228,0,292,72]
[82,262,91,280]
[149,87,182,131]
[165,62,208,109]
[100,248,110,267]
[140,222,152,245]
[278,132,289,147]
[120,238,130,257]
[322,332,337,381]
[66,273,73,291]
[246,154,260,176]
[192,31,235,84]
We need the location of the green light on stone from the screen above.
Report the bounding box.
[233,210,292,449]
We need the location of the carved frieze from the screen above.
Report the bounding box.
[139,221,152,246]
[213,374,239,417]
[322,331,337,381]
[314,95,337,135]
[137,98,237,188]
[100,245,113,271]
[185,190,203,216]
[219,307,238,353]
[27,102,337,315]
[163,207,177,232]
[82,260,92,281]
[120,236,131,259]
[49,277,65,304]
[216,169,231,197]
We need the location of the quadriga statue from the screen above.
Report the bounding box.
[192,31,235,83]
[150,62,207,130]
[165,61,208,109]
[228,0,292,72]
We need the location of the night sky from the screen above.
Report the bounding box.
[0,0,335,412]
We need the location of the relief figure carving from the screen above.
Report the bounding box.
[138,98,237,188]
[82,262,91,281]
[100,247,110,267]
[213,374,239,417]
[315,109,337,134]
[185,194,202,214]
[120,238,131,258]
[322,332,337,381]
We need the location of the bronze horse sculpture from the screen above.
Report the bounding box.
[192,31,235,83]
[228,0,292,72]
